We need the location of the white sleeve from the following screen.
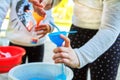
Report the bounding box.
[75,0,120,68]
[0,0,11,27]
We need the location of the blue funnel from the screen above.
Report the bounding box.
[48,31,67,80]
[48,31,67,47]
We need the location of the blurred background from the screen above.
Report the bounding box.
[52,0,73,27]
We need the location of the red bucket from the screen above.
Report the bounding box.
[0,46,25,73]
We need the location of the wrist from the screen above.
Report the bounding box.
[48,24,54,33]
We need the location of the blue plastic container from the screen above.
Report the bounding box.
[8,62,73,80]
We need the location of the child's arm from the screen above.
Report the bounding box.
[0,0,11,27]
[34,9,54,39]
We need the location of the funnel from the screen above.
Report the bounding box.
[48,31,67,47]
[32,12,45,26]
[48,31,67,80]
[31,12,45,44]
[48,30,77,47]
[48,22,77,80]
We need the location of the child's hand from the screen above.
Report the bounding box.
[35,24,51,38]
[29,0,43,7]
[29,0,46,17]
[29,0,52,17]
[52,35,80,68]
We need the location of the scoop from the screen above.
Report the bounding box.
[0,50,11,58]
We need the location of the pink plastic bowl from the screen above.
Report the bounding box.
[0,46,25,73]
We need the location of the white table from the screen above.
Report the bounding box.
[0,73,8,80]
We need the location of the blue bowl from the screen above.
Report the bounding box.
[8,62,73,80]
